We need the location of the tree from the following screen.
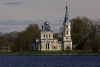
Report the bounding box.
[94,34,100,51]
[3,31,19,51]
[53,33,61,40]
[71,16,98,51]
[70,17,89,50]
[0,36,10,50]
[16,23,40,51]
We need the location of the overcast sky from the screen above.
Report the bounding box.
[0,0,100,33]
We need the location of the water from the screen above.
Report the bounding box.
[0,55,100,67]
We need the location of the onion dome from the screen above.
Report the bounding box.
[49,24,51,27]
[49,21,51,27]
[44,21,48,25]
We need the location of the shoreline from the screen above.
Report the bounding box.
[1,50,100,55]
[0,53,100,56]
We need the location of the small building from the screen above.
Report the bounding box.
[1,47,11,53]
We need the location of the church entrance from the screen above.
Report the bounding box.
[46,42,49,49]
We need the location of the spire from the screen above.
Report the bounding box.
[64,2,69,23]
[66,2,68,9]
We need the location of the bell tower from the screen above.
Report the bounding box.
[63,2,72,50]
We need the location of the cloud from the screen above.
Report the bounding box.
[0,20,17,25]
[4,2,22,5]
[0,27,18,31]
[52,29,60,33]
[50,20,63,26]
[54,20,63,22]
[52,23,62,26]
[1,0,100,33]
[0,20,44,25]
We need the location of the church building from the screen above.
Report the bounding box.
[30,3,72,51]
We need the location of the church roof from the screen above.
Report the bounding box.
[41,19,51,31]
[63,2,69,23]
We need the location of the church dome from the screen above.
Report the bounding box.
[48,21,51,27]
[49,24,51,26]
[44,20,48,25]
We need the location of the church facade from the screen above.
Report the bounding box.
[30,3,72,51]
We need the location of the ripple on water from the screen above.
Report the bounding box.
[0,55,100,67]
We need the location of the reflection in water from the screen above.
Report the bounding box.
[0,55,100,67]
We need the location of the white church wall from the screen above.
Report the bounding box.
[40,39,62,51]
[64,42,72,50]
[41,31,53,39]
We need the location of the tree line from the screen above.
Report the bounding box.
[71,16,100,51]
[0,16,100,52]
[0,24,41,51]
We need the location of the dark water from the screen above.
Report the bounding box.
[0,55,100,67]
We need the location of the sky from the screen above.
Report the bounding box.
[0,0,100,33]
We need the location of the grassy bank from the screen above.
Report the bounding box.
[1,50,100,55]
[2,51,66,55]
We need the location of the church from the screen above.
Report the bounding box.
[30,3,72,51]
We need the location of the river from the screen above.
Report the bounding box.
[0,55,100,67]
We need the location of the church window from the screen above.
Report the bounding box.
[49,35,50,37]
[46,42,49,49]
[62,46,63,48]
[43,35,45,37]
[66,25,68,28]
[48,43,49,49]
[46,43,47,49]
[67,31,68,34]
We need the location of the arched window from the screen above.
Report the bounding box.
[46,42,49,49]
[46,43,47,49]
[67,31,68,34]
[48,43,49,49]
[43,34,45,38]
[66,25,68,28]
[49,35,50,38]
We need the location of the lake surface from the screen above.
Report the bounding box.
[0,55,100,67]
